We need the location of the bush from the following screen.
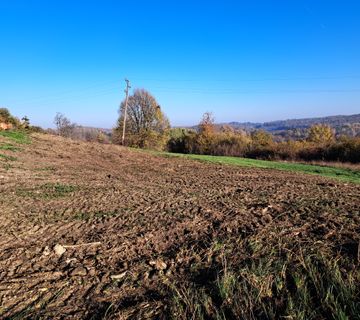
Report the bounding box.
[27,126,45,133]
[0,108,20,127]
[167,128,196,153]
[325,137,360,163]
[212,134,249,157]
[167,118,360,164]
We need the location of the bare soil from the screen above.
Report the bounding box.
[0,133,359,319]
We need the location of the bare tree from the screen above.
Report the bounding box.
[54,112,76,137]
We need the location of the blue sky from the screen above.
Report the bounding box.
[0,0,359,128]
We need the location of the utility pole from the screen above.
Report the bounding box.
[121,79,131,145]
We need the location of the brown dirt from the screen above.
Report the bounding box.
[0,133,359,319]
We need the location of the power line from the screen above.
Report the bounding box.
[150,88,360,94]
[7,76,360,108]
[121,79,131,145]
[131,75,360,83]
[12,86,120,107]
[12,79,122,105]
[10,87,360,109]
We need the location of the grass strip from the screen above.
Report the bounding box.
[151,151,360,184]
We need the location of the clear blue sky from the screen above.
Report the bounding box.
[1,0,359,128]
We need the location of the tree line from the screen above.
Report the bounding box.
[168,112,360,163]
[110,88,360,163]
[3,87,359,163]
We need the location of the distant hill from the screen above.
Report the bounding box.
[226,114,360,131]
[74,126,113,135]
[187,113,360,139]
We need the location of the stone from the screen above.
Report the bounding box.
[42,246,51,256]
[110,271,127,280]
[70,267,87,277]
[54,244,66,257]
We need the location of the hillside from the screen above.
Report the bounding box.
[222,113,360,137]
[0,132,359,319]
[185,113,360,138]
[227,113,360,129]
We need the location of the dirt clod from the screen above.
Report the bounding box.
[70,267,87,277]
[150,259,167,271]
[42,246,51,256]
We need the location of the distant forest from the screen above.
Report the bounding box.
[213,113,360,140]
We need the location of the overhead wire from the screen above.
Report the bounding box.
[9,75,360,107]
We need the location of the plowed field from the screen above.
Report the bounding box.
[0,133,359,319]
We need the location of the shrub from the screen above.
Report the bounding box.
[212,133,250,157]
[168,128,195,153]
[167,117,360,164]
[0,108,20,128]
[325,137,360,163]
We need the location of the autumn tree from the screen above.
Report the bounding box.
[307,124,334,144]
[198,112,215,135]
[220,124,235,136]
[251,130,274,147]
[114,89,170,149]
[194,112,216,154]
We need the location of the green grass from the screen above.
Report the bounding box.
[0,143,20,151]
[0,130,31,144]
[17,183,77,199]
[0,131,29,163]
[0,153,17,161]
[154,152,360,184]
[41,183,77,195]
[166,247,360,320]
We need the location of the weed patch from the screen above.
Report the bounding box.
[0,153,17,161]
[17,183,77,199]
[0,130,31,144]
[0,143,20,151]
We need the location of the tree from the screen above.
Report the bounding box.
[54,112,76,137]
[114,89,170,149]
[195,112,216,154]
[198,112,215,136]
[251,130,273,147]
[220,124,235,136]
[21,116,30,128]
[307,124,334,144]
